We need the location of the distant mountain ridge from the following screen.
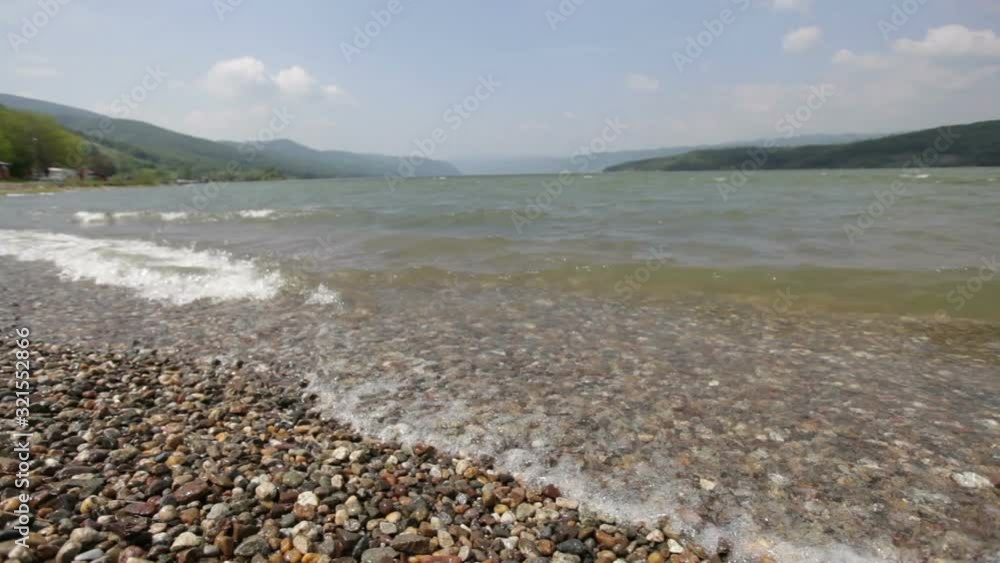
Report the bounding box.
[606,121,1000,172]
[0,93,460,180]
[453,134,875,175]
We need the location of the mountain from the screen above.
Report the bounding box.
[0,93,460,181]
[452,148,693,175]
[606,122,1000,172]
[242,139,460,178]
[453,134,875,176]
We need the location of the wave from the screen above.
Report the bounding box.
[159,211,190,222]
[0,229,282,305]
[73,210,191,225]
[305,283,342,306]
[237,209,276,219]
[73,211,110,225]
[72,209,284,226]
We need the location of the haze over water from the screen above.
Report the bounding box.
[2,169,999,561]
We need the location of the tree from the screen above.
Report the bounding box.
[87,149,117,178]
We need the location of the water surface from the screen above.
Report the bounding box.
[1,169,998,561]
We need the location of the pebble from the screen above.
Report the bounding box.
[171,532,203,551]
[74,548,105,561]
[951,471,993,489]
[361,547,399,563]
[391,533,432,555]
[155,505,178,522]
[667,539,684,554]
[235,535,270,557]
[553,552,582,563]
[255,479,278,500]
[55,541,80,563]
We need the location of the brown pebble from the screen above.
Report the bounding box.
[215,535,235,558]
[541,484,561,499]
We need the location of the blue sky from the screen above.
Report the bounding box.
[2,0,999,158]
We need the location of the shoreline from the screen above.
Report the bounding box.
[1,339,722,563]
[0,257,997,562]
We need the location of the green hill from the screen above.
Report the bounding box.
[0,93,460,181]
[453,134,873,175]
[0,105,154,181]
[606,120,1000,172]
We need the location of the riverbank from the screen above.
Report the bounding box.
[0,339,721,563]
[0,182,85,195]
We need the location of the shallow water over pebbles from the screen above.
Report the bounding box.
[2,261,997,562]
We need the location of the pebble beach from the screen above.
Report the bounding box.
[0,338,724,563]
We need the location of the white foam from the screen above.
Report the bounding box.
[74,209,287,225]
[305,284,342,305]
[159,211,189,222]
[73,211,110,226]
[309,354,899,563]
[237,209,277,219]
[0,229,283,305]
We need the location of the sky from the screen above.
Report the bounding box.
[2,0,999,159]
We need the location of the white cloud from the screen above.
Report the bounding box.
[783,26,822,53]
[832,49,892,70]
[273,66,316,97]
[203,56,269,98]
[626,73,660,92]
[770,0,811,14]
[563,111,577,119]
[202,58,354,106]
[893,25,1000,57]
[15,66,61,78]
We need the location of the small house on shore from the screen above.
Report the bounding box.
[44,167,76,182]
[0,161,10,179]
